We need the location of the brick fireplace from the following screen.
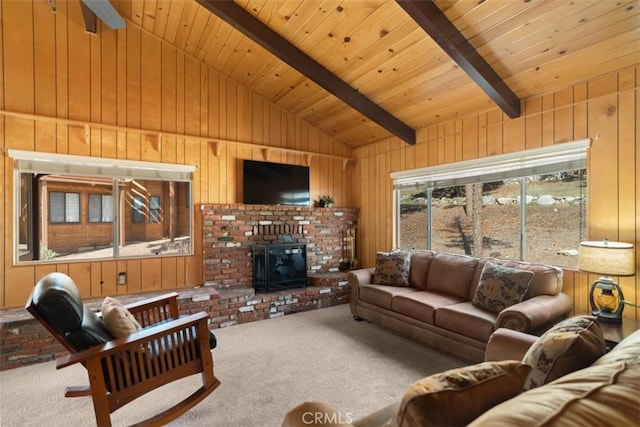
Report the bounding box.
[201,204,358,291]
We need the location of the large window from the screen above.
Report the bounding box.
[394,140,589,268]
[9,150,195,263]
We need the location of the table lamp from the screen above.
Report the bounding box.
[578,240,635,323]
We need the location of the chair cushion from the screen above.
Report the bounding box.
[472,262,534,314]
[387,361,531,427]
[373,251,411,287]
[101,297,142,338]
[522,315,605,390]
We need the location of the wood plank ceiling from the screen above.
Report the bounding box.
[109,0,639,148]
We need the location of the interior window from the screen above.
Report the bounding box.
[10,150,194,263]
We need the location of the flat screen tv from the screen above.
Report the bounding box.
[243,160,310,206]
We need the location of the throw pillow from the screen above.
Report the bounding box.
[522,315,605,390]
[472,261,534,313]
[373,251,411,287]
[386,361,531,427]
[101,296,142,338]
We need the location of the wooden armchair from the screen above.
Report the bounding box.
[25,272,220,427]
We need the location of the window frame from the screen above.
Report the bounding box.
[9,149,195,264]
[392,140,590,266]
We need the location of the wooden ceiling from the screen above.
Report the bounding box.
[110,0,639,148]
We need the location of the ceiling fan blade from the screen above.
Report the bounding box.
[79,0,125,30]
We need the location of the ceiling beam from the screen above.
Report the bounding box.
[79,1,97,34]
[79,0,126,30]
[397,0,521,118]
[196,0,416,145]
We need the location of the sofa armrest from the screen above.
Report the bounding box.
[348,268,375,287]
[496,293,571,333]
[349,268,375,314]
[485,328,538,362]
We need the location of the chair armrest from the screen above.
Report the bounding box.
[56,311,209,369]
[484,328,538,362]
[125,292,180,326]
[496,293,571,333]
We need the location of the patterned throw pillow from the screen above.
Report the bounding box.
[472,261,534,313]
[101,296,142,338]
[522,315,605,390]
[373,251,411,287]
[386,361,531,427]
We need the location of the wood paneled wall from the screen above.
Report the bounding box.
[0,1,353,308]
[354,65,639,320]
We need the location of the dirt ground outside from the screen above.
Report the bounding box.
[399,178,586,269]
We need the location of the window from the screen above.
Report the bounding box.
[88,194,113,223]
[393,140,590,268]
[49,192,80,223]
[9,150,195,263]
[149,196,160,223]
[132,196,144,223]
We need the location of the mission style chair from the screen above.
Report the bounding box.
[25,272,220,427]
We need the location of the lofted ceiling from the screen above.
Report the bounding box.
[107,0,639,149]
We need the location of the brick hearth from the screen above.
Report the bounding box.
[0,273,349,371]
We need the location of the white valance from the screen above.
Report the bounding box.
[8,149,195,181]
[391,139,590,190]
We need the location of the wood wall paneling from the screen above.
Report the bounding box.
[0,2,352,308]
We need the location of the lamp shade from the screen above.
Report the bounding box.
[578,241,635,276]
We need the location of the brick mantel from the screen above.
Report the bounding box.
[201,204,358,290]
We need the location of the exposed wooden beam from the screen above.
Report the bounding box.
[79,1,97,34]
[196,0,416,145]
[397,0,521,118]
[80,0,126,30]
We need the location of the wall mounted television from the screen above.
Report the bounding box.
[243,160,310,206]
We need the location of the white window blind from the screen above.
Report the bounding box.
[8,150,195,181]
[391,139,591,190]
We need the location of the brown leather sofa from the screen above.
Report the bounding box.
[348,250,572,362]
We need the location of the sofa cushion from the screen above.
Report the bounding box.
[426,252,478,299]
[471,262,534,314]
[373,251,412,287]
[435,301,497,342]
[392,291,465,325]
[359,284,418,310]
[407,250,435,290]
[470,258,563,301]
[387,361,531,427]
[101,296,142,338]
[522,315,605,390]
[469,361,640,427]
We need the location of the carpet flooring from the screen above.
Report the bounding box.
[0,304,466,426]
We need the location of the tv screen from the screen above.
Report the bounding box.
[243,160,310,206]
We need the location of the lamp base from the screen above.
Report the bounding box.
[591,309,622,324]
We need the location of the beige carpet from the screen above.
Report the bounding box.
[0,304,466,426]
